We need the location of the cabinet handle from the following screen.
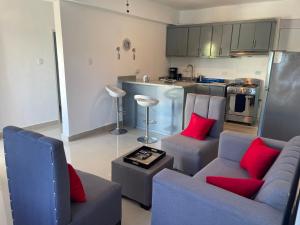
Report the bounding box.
[253,39,257,48]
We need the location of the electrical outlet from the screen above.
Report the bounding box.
[255,71,262,76]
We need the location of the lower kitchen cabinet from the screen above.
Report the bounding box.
[196,85,210,95]
[196,84,226,97]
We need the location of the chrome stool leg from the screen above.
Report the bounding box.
[110,97,127,135]
[137,106,158,144]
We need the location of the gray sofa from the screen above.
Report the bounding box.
[3,126,122,225]
[152,131,300,225]
[161,94,226,175]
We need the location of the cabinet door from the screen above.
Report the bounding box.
[254,22,272,50]
[209,86,225,97]
[231,24,240,51]
[199,26,213,58]
[166,28,177,56]
[196,85,210,95]
[166,27,188,57]
[176,27,189,56]
[220,24,233,56]
[187,27,201,57]
[238,23,256,50]
[211,25,223,58]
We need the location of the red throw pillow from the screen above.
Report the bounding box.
[240,138,280,179]
[206,176,264,198]
[181,113,215,140]
[67,164,86,202]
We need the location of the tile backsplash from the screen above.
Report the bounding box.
[168,55,270,82]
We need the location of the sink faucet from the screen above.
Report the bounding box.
[187,64,194,80]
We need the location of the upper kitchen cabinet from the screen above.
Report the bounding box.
[199,25,213,58]
[277,19,300,52]
[211,24,233,57]
[166,27,189,57]
[187,27,201,57]
[232,21,275,52]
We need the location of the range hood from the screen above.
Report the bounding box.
[230,50,270,57]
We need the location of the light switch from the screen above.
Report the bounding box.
[37,58,44,65]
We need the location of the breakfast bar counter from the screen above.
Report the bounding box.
[121,80,196,135]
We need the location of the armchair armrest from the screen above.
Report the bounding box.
[151,169,282,225]
[218,131,286,162]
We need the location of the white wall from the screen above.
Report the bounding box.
[0,0,59,131]
[56,1,169,137]
[179,0,300,25]
[64,0,179,24]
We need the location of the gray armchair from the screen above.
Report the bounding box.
[3,126,121,225]
[161,94,226,175]
[152,131,300,225]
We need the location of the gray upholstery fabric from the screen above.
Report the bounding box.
[161,94,226,175]
[162,134,218,175]
[3,126,122,225]
[70,171,121,225]
[151,169,282,225]
[193,158,249,181]
[151,131,300,225]
[3,126,71,225]
[112,154,173,207]
[255,136,300,211]
[218,131,286,162]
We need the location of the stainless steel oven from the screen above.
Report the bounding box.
[226,78,261,125]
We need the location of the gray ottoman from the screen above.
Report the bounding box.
[111,152,173,209]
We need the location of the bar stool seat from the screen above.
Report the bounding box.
[134,95,159,144]
[105,85,126,98]
[105,85,127,135]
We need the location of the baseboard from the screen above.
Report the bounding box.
[68,123,116,142]
[24,120,60,131]
[0,120,60,140]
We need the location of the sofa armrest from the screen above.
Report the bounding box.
[151,169,282,225]
[218,131,287,162]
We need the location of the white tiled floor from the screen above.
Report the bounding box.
[0,122,257,225]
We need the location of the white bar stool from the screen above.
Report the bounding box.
[105,85,128,135]
[134,95,159,144]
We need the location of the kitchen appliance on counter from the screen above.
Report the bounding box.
[226,78,262,125]
[168,67,181,80]
[259,51,300,141]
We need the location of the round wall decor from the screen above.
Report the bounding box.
[123,38,132,51]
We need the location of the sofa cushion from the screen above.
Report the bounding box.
[161,134,219,175]
[70,171,121,225]
[240,138,280,179]
[206,176,264,198]
[255,136,300,211]
[194,158,249,180]
[68,164,86,202]
[181,113,215,140]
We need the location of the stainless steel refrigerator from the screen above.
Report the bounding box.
[258,51,300,141]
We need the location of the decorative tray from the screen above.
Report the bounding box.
[123,146,166,169]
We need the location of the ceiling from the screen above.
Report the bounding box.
[151,0,281,10]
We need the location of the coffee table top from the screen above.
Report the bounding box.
[112,150,174,175]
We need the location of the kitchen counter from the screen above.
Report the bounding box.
[122,79,227,88]
[120,78,228,135]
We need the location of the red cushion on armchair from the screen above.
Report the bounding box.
[68,164,86,202]
[181,113,215,140]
